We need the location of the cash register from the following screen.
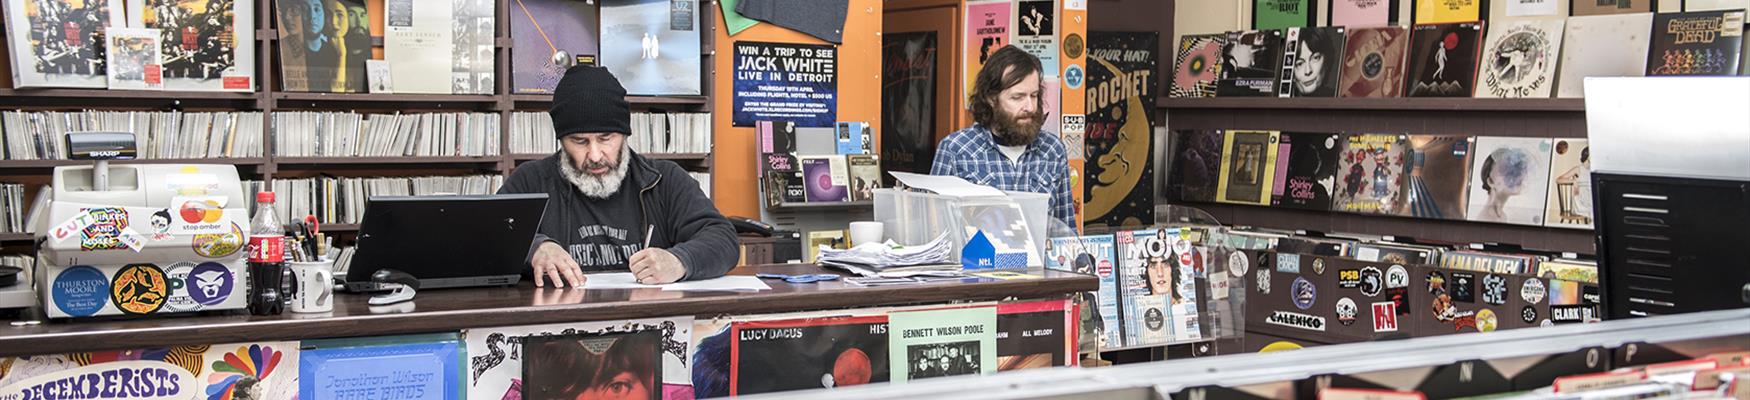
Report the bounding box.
[31,132,251,319]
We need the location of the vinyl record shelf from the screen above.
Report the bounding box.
[0,0,721,244]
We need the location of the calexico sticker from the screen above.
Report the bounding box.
[168,196,230,235]
[0,360,196,399]
[1265,310,1326,332]
[1372,302,1399,332]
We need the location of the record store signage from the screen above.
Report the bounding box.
[733,41,839,127]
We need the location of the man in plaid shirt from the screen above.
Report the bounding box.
[931,46,1077,233]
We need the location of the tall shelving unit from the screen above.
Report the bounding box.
[0,0,718,242]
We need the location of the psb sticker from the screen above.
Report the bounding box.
[1450,272,1477,303]
[1385,265,1409,289]
[1228,251,1249,277]
[1477,309,1499,332]
[1371,301,1399,332]
[1311,258,1326,275]
[52,266,110,317]
[1336,298,1358,326]
[187,262,234,306]
[1292,277,1316,310]
[112,264,169,315]
[1064,64,1085,89]
[1265,310,1326,332]
[1482,274,1508,305]
[1256,267,1272,294]
[192,222,245,258]
[1522,305,1538,323]
[1276,253,1301,273]
[163,262,199,312]
[1521,278,1547,304]
[1358,267,1383,297]
[1338,269,1361,288]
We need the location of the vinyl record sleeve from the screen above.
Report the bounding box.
[1217,30,1286,97]
[1399,135,1473,220]
[1217,130,1281,206]
[1272,132,1342,210]
[1476,17,1565,98]
[730,316,889,395]
[1571,0,1652,15]
[1645,10,1745,76]
[1466,136,1554,226]
[129,0,257,91]
[1334,133,1409,214]
[1406,22,1485,97]
[1283,27,1346,97]
[1339,26,1410,98]
[1171,34,1226,98]
[1544,138,1593,229]
[1555,13,1653,98]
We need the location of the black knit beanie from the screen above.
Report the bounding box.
[550,66,632,138]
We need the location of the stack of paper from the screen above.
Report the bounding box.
[580,272,771,292]
[816,232,957,277]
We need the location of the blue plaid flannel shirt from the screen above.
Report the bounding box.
[931,124,1078,233]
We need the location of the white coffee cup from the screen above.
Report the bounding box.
[849,221,884,246]
[287,260,335,313]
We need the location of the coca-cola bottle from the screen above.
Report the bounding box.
[248,191,285,315]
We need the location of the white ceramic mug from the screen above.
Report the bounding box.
[849,221,884,246]
[287,260,335,313]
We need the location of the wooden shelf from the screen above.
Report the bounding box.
[509,153,553,161]
[323,224,359,232]
[274,92,499,105]
[644,153,711,161]
[771,201,873,210]
[510,94,709,105]
[1156,97,1587,112]
[0,158,267,170]
[0,233,32,242]
[0,88,259,100]
[273,156,502,166]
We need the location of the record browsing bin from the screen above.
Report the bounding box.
[873,189,1049,266]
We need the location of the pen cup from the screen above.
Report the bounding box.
[287,259,335,313]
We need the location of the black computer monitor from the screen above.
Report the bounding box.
[345,193,548,291]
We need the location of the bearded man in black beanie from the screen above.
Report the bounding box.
[499,66,738,287]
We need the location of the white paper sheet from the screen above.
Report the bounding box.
[888,172,1006,198]
[581,272,772,291]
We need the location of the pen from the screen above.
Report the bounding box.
[643,224,655,248]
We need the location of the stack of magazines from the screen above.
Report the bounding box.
[816,232,957,277]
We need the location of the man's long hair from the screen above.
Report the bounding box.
[970,46,1046,129]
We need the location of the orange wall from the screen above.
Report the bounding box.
[713,0,884,218]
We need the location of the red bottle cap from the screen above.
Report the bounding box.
[256,191,275,203]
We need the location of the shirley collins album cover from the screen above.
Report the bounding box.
[1272,132,1342,211]
[1406,22,1485,97]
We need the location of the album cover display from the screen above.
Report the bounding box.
[1545,139,1593,230]
[129,0,256,91]
[1339,26,1410,98]
[523,330,663,400]
[385,0,453,94]
[801,156,848,203]
[1440,250,1535,274]
[1466,136,1553,226]
[1334,134,1408,214]
[888,306,997,384]
[1271,132,1341,210]
[511,0,598,94]
[600,0,703,95]
[1255,0,1316,30]
[1646,10,1746,76]
[1217,29,1286,97]
[276,0,368,92]
[1115,229,1173,348]
[451,0,496,95]
[5,0,123,88]
[1171,129,1225,203]
[995,300,1071,371]
[730,316,889,395]
[1407,22,1485,97]
[1349,242,1436,265]
[847,154,881,202]
[1045,235,1122,351]
[1476,17,1565,98]
[1085,31,1158,228]
[1415,0,1483,24]
[1491,0,1564,19]
[1556,13,1653,98]
[1572,0,1651,15]
[104,27,161,90]
[1331,0,1395,27]
[1399,135,1473,220]
[1684,0,1750,12]
[1171,33,1225,98]
[1217,130,1281,206]
[1282,27,1345,97]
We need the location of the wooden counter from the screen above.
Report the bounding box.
[0,264,1094,357]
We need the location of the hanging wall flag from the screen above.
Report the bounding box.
[732,41,839,127]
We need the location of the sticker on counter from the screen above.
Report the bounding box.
[1228,251,1249,277]
[1386,287,1410,316]
[1522,305,1538,323]
[52,266,110,317]
[1336,298,1358,326]
[187,262,235,306]
[1265,310,1326,332]
[1292,277,1316,310]
[0,360,197,400]
[193,222,245,258]
[1372,302,1398,332]
[1427,271,1447,295]
[1450,272,1477,303]
[1477,309,1498,332]
[1311,258,1326,275]
[170,196,230,235]
[163,262,199,312]
[1257,268,1272,294]
[1482,274,1508,305]
[1452,311,1479,331]
[1522,278,1547,304]
[1551,304,1599,323]
[1358,267,1383,297]
[113,263,170,315]
[148,209,173,240]
[1385,265,1409,289]
[1432,293,1457,322]
[71,207,133,251]
[165,170,221,195]
[1276,253,1301,273]
[1339,269,1361,288]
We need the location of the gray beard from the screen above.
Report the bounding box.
[558,147,631,199]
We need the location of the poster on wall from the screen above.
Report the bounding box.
[964,0,1012,103]
[600,0,703,95]
[1015,0,1059,77]
[881,32,939,186]
[732,41,839,128]
[463,317,695,400]
[1254,0,1316,30]
[1084,31,1158,228]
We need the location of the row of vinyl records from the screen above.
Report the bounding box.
[0,183,24,234]
[1,111,266,160]
[3,0,701,96]
[1044,224,1600,351]
[270,112,501,157]
[507,112,714,155]
[1169,130,1596,230]
[246,172,711,225]
[1171,10,1749,99]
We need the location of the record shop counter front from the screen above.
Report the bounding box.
[0,264,1095,357]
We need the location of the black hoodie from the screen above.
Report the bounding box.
[498,151,739,281]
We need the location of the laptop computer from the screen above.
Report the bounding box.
[344,193,548,291]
